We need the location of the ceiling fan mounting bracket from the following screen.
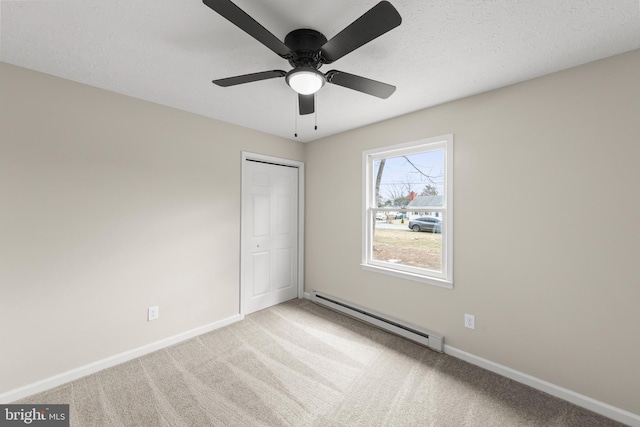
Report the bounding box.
[284,29,328,69]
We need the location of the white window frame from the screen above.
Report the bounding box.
[361,134,453,289]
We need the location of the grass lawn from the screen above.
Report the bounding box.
[372,227,442,271]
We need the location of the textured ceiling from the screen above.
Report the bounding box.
[2,1,639,142]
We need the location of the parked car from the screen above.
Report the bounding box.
[375,213,387,221]
[408,217,441,233]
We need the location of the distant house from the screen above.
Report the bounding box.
[406,195,443,219]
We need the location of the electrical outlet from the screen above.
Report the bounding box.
[148,306,159,321]
[464,313,475,330]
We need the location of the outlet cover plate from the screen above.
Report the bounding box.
[148,306,159,321]
[464,313,475,329]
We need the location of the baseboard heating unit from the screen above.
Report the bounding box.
[310,291,444,352]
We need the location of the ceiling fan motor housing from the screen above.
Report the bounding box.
[284,29,328,69]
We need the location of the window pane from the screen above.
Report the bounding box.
[372,212,442,272]
[373,149,444,208]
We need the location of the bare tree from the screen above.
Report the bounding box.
[374,159,386,207]
[385,184,404,206]
[402,156,441,186]
[375,155,441,206]
[385,180,414,206]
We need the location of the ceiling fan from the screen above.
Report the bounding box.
[203,0,402,116]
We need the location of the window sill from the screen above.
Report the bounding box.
[361,264,453,289]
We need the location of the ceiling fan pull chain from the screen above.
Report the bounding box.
[294,97,298,138]
[314,93,318,131]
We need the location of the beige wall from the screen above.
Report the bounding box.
[0,63,304,394]
[305,49,640,414]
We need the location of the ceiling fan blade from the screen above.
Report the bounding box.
[298,94,314,115]
[326,70,396,99]
[203,0,292,59]
[320,1,401,64]
[212,70,286,87]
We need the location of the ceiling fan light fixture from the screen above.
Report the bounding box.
[286,68,325,95]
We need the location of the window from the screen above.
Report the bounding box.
[362,134,453,288]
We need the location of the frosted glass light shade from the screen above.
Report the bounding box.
[286,69,325,95]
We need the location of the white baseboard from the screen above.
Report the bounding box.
[0,314,243,404]
[444,345,639,427]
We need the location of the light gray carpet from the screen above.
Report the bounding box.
[19,299,624,426]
